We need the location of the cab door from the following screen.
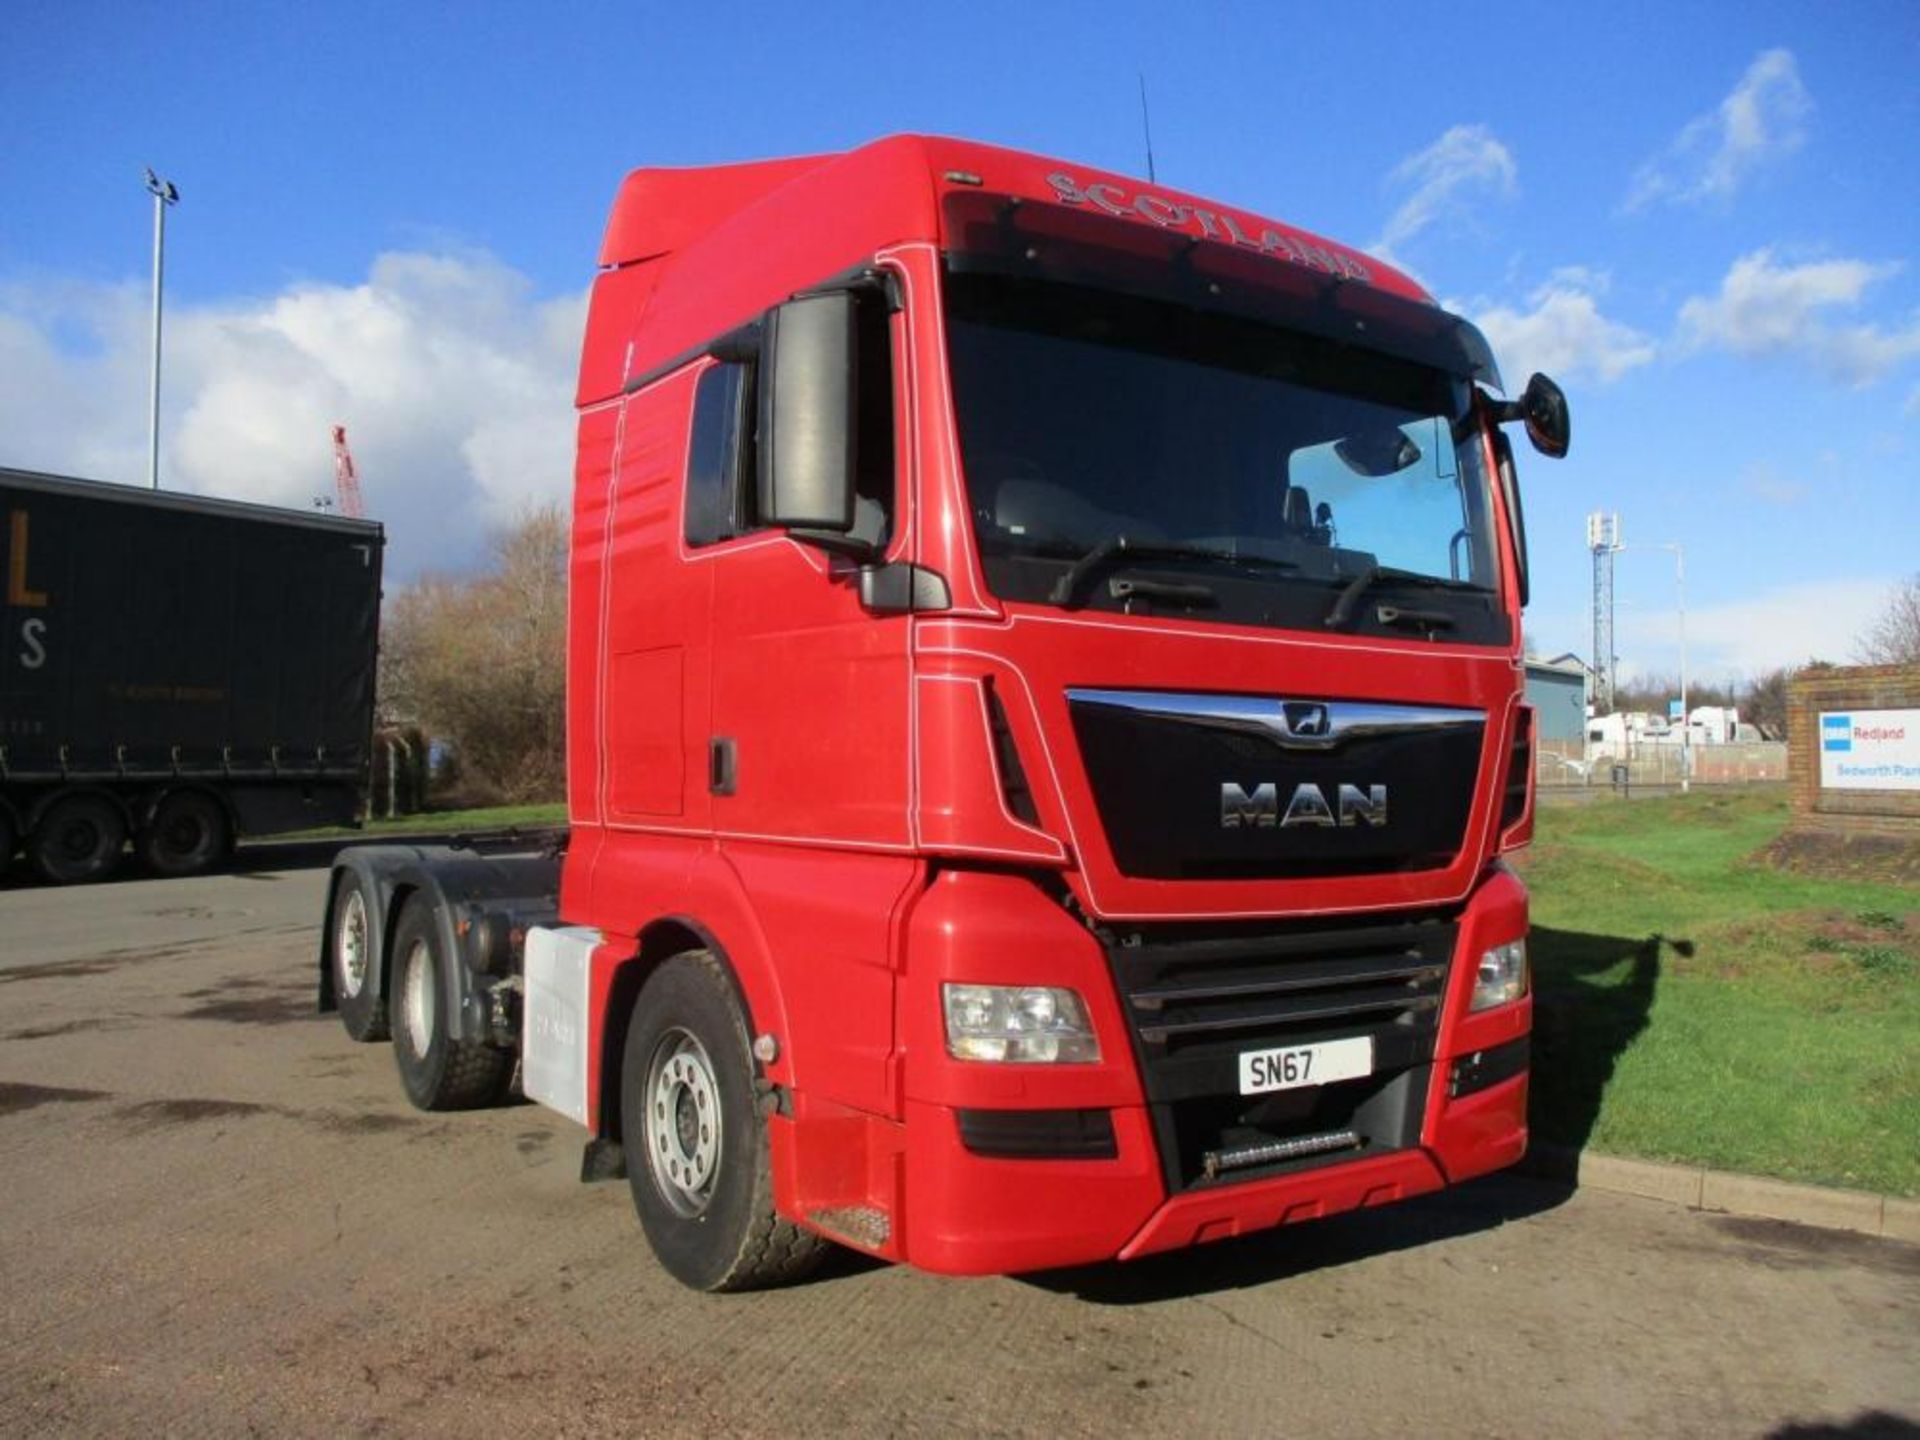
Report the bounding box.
[703,287,914,1122]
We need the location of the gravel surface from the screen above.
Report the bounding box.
[2,864,1916,1437]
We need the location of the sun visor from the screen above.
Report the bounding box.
[941,191,1502,392]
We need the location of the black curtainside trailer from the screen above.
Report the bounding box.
[1,467,383,883]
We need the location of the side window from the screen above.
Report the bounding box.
[685,362,753,547]
[685,287,896,550]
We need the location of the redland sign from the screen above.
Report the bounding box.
[1819,707,1920,791]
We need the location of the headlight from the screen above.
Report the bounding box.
[1471,938,1529,1012]
[942,983,1100,1063]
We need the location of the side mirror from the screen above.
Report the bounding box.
[1519,372,1569,458]
[1486,373,1570,459]
[757,292,858,532]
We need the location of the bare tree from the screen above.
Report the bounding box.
[381,505,569,803]
[1854,573,1920,665]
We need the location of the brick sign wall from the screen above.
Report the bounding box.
[1786,663,1920,834]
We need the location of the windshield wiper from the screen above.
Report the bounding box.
[1047,536,1297,608]
[1324,563,1472,630]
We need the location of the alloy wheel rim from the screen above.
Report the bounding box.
[644,1029,722,1218]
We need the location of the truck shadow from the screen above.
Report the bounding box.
[1528,924,1669,1156]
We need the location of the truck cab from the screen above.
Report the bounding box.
[321,135,1569,1289]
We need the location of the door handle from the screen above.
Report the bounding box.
[709,736,737,796]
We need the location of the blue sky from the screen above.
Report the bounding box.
[3,1,1915,682]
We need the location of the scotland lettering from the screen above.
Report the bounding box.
[1045,172,1374,282]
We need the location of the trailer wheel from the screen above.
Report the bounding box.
[331,871,389,1042]
[389,899,510,1110]
[621,952,828,1291]
[139,792,230,878]
[30,795,126,885]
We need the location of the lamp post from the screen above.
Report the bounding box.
[144,168,180,491]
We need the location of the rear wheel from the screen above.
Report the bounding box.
[389,899,510,1110]
[139,791,230,877]
[331,871,388,1042]
[621,951,827,1291]
[30,794,126,885]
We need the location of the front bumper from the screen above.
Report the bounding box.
[892,866,1530,1275]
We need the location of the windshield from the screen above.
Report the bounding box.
[945,271,1508,642]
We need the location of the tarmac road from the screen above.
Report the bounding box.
[2,861,1916,1438]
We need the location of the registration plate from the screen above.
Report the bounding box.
[1238,1036,1374,1095]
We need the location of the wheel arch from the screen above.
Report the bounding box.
[596,915,771,1150]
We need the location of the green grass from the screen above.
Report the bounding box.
[274,801,566,841]
[1516,787,1920,1196]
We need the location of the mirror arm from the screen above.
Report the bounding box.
[788,526,880,559]
[1483,395,1524,428]
[708,322,761,365]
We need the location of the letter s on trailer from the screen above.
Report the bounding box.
[318,135,1571,1290]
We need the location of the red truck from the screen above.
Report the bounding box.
[319,135,1570,1290]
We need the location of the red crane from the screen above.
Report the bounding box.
[331,424,366,519]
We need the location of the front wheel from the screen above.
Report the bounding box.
[389,899,511,1110]
[621,952,827,1291]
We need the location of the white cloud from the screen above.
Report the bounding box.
[0,252,585,577]
[1675,249,1920,385]
[1625,48,1810,211]
[1374,124,1517,260]
[1464,270,1656,385]
[1616,576,1897,676]
[1738,461,1807,506]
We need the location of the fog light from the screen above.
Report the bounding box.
[942,984,1100,1063]
[1471,938,1529,1012]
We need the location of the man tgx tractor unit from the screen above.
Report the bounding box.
[319,135,1570,1290]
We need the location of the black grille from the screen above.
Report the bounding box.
[1068,693,1484,880]
[1103,914,1456,1188]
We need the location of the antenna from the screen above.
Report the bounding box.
[1138,72,1157,183]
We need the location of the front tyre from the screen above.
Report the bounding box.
[621,952,827,1292]
[389,899,511,1110]
[331,871,388,1042]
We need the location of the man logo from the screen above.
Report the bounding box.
[1283,702,1331,738]
[1221,782,1389,829]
